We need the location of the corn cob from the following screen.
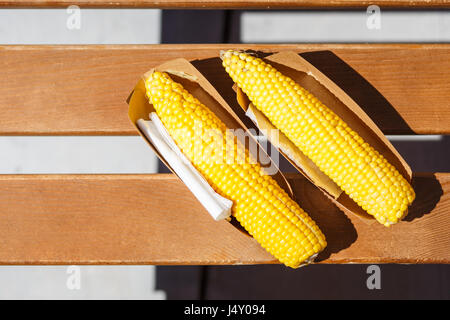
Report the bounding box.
[145,71,326,268]
[221,50,415,227]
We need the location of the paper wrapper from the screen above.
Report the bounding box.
[233,51,413,222]
[136,115,233,221]
[127,57,295,217]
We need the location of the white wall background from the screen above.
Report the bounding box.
[0,9,161,44]
[241,10,450,42]
[0,8,448,299]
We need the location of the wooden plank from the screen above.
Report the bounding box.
[1,0,449,8]
[1,44,449,135]
[0,173,447,265]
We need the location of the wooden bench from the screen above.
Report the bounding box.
[0,44,449,265]
[1,0,449,8]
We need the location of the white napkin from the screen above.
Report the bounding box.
[245,104,258,124]
[137,113,233,221]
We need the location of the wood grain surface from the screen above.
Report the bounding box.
[1,0,449,8]
[0,44,449,135]
[0,173,447,265]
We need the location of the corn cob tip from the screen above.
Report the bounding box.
[220,49,240,61]
[219,50,228,60]
[220,50,259,63]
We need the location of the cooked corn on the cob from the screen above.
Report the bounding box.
[221,50,415,226]
[145,71,327,268]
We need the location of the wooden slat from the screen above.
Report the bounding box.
[0,44,450,135]
[0,173,448,265]
[1,0,449,8]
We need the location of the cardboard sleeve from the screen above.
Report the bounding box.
[126,57,295,206]
[232,51,413,221]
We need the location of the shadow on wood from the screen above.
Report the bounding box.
[300,50,414,135]
[405,173,444,222]
[286,175,357,262]
[191,57,256,131]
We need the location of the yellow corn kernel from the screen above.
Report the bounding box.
[145,71,326,268]
[221,50,415,227]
